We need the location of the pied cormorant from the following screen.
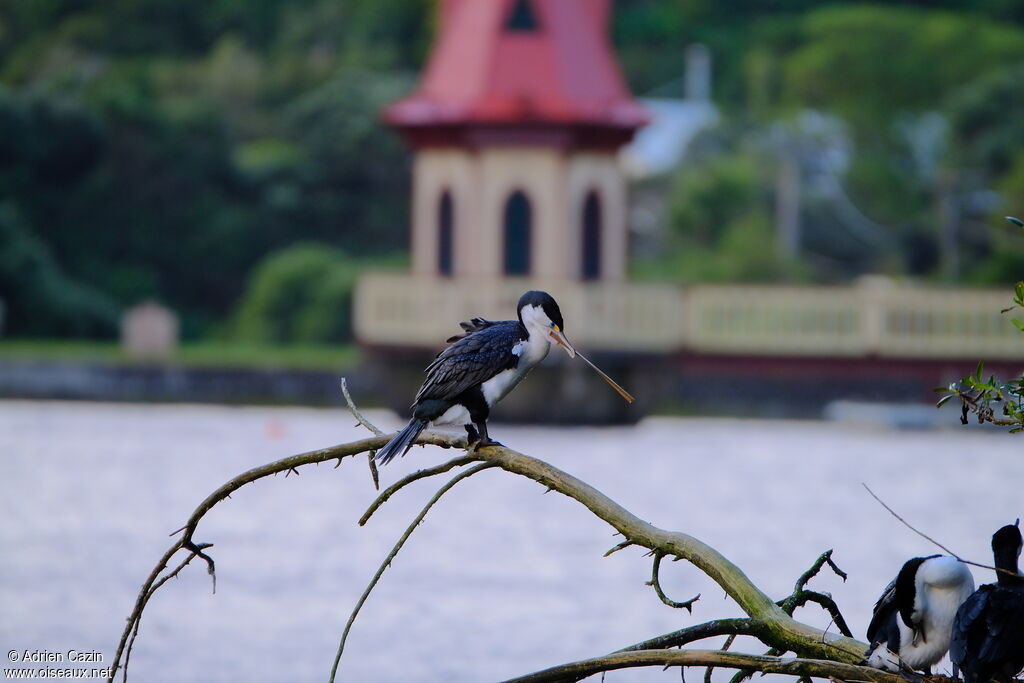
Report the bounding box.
[865,554,975,674]
[375,291,576,465]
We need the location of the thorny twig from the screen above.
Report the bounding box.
[340,378,384,437]
[108,430,464,683]
[118,543,213,682]
[499,649,902,683]
[340,378,384,489]
[328,462,499,683]
[604,540,634,557]
[359,454,481,525]
[705,634,737,683]
[776,549,853,638]
[647,551,700,611]
[863,483,1017,579]
[616,619,763,654]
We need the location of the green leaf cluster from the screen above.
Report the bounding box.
[231,243,358,346]
[936,218,1024,433]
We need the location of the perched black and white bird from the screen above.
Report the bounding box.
[374,291,578,465]
[951,520,1024,683]
[865,554,975,674]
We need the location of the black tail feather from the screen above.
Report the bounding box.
[376,419,428,465]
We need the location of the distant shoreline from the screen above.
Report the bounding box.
[0,359,369,407]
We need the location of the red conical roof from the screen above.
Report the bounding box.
[385,0,647,148]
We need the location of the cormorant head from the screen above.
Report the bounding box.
[992,520,1022,562]
[517,290,575,358]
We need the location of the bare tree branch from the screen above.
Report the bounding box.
[647,551,700,611]
[340,377,384,437]
[328,462,499,683]
[603,540,634,557]
[705,633,737,683]
[469,446,870,663]
[359,454,482,526]
[863,483,1016,579]
[118,543,212,682]
[616,619,763,653]
[776,550,853,638]
[498,649,904,683]
[108,431,464,683]
[114,432,887,683]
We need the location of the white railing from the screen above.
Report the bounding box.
[355,273,1023,360]
[354,273,686,352]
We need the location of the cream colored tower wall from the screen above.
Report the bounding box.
[410,149,481,276]
[412,146,627,280]
[478,147,566,278]
[566,153,628,281]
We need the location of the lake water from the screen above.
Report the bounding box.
[1,400,1021,682]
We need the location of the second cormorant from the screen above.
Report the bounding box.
[951,520,1024,683]
[865,554,975,674]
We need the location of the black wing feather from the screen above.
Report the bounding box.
[445,317,503,343]
[951,584,1024,682]
[867,576,901,647]
[414,321,523,405]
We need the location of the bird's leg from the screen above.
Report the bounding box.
[464,423,480,446]
[472,420,503,449]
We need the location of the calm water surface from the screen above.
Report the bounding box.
[1,400,1021,682]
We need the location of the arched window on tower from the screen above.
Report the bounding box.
[581,190,602,280]
[503,190,532,276]
[505,0,540,32]
[438,190,453,277]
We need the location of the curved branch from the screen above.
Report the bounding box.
[359,454,481,525]
[647,551,699,611]
[472,445,869,662]
[780,590,853,638]
[340,378,385,437]
[114,434,882,683]
[616,619,763,652]
[109,430,464,683]
[329,462,499,682]
[776,549,853,638]
[499,649,903,683]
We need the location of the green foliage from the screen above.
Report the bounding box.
[669,154,762,248]
[947,63,1024,174]
[2,0,1023,339]
[781,6,1024,128]
[937,218,1024,433]
[0,0,421,339]
[232,243,358,345]
[641,152,806,283]
[0,201,118,336]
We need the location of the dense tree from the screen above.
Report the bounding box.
[0,0,1021,337]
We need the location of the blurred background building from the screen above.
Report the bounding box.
[0,0,1021,416]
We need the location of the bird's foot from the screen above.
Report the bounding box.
[471,438,504,451]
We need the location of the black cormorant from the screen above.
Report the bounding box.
[951,520,1024,683]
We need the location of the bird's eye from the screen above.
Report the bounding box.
[549,322,554,328]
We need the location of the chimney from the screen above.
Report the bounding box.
[685,43,711,102]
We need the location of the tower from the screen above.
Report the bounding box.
[383,0,647,282]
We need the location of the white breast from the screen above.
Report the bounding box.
[481,368,523,406]
[899,558,975,669]
[480,328,552,407]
